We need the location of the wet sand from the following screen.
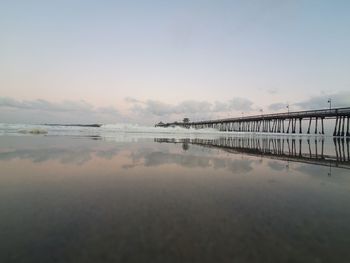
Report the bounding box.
[0,135,350,263]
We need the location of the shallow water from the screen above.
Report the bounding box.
[0,134,350,263]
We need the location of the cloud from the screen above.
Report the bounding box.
[213,98,254,112]
[268,103,287,111]
[295,91,350,109]
[128,97,255,119]
[130,99,213,116]
[124,97,142,104]
[267,91,350,113]
[141,100,175,116]
[0,97,120,124]
[267,88,278,94]
[0,96,257,125]
[213,101,228,112]
[174,100,212,114]
[96,106,120,115]
[0,97,95,112]
[227,97,254,111]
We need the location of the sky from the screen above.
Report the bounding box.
[1,0,350,124]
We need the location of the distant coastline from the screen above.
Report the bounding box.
[43,124,102,128]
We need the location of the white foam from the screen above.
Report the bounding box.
[18,128,48,135]
[101,123,220,134]
[0,122,333,139]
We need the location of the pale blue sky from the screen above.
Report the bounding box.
[1,0,350,124]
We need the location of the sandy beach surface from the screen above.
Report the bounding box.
[0,134,350,263]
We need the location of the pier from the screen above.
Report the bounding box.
[155,107,350,137]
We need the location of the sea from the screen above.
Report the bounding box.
[0,123,349,263]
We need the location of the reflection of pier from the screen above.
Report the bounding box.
[155,137,350,170]
[156,107,350,137]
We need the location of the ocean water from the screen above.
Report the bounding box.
[0,123,222,137]
[0,124,349,263]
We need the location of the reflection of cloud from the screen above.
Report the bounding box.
[144,152,212,168]
[295,164,350,178]
[127,148,255,173]
[268,161,286,171]
[212,158,227,169]
[0,148,91,165]
[95,148,121,160]
[0,146,121,165]
[226,159,254,173]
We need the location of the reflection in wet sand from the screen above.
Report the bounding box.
[1,135,350,263]
[155,137,350,170]
[0,137,121,165]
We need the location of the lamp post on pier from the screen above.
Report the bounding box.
[328,98,332,110]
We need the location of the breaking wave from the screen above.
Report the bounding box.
[18,128,48,135]
[0,122,326,140]
[0,123,221,138]
[100,123,219,134]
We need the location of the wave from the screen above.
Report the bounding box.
[18,128,48,135]
[0,122,330,139]
[100,123,220,134]
[0,122,221,137]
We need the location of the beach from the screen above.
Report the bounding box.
[1,129,350,262]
